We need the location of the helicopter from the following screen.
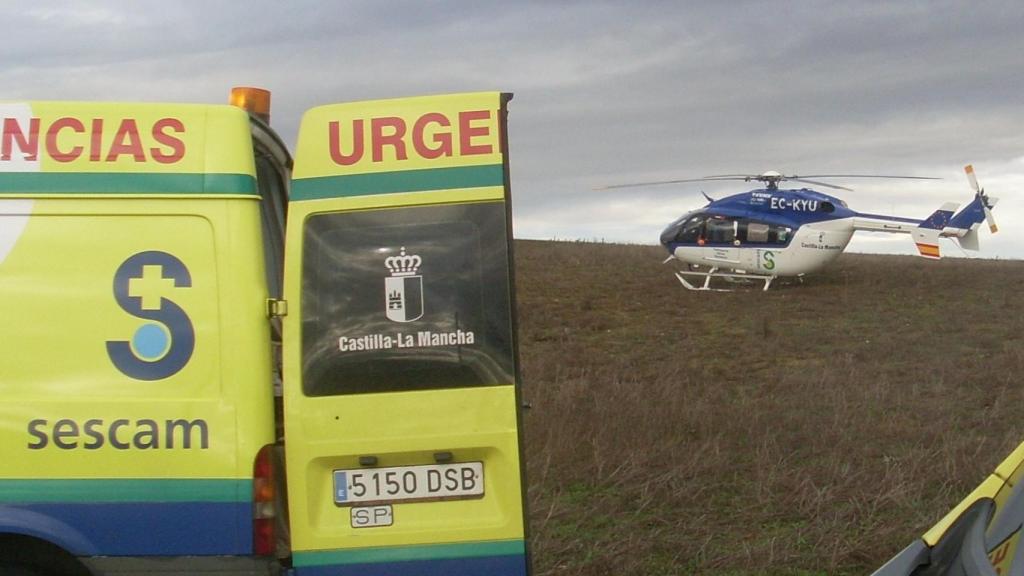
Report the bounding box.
[606,165,999,290]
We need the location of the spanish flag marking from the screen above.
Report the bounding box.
[916,243,941,259]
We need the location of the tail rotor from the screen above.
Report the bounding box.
[965,164,998,234]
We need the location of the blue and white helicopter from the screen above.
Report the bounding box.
[614,165,998,290]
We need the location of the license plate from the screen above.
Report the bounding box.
[333,462,484,506]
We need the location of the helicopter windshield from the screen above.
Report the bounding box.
[660,213,697,245]
[678,215,707,243]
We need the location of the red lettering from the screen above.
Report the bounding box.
[329,119,364,165]
[1,117,39,161]
[371,117,407,162]
[89,118,103,161]
[331,111,493,165]
[412,113,452,159]
[150,118,185,164]
[46,117,85,163]
[105,119,145,162]
[458,110,492,156]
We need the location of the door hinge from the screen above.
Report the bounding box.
[267,299,288,318]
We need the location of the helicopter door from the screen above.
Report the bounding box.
[703,217,741,265]
[739,222,770,271]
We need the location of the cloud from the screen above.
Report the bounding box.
[3,1,1021,257]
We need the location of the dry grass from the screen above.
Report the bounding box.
[514,239,1024,575]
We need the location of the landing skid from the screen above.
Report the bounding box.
[663,256,777,292]
[675,269,776,291]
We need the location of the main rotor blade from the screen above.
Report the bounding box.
[596,176,751,190]
[597,172,940,191]
[793,174,942,181]
[788,178,853,191]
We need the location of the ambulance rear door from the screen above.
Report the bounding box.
[281,92,530,576]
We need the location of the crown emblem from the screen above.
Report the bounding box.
[385,247,421,277]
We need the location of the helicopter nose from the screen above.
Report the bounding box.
[660,219,684,247]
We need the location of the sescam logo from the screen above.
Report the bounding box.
[107,251,195,380]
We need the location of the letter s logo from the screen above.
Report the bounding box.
[106,251,195,380]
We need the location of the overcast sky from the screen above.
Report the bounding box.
[5,0,1022,258]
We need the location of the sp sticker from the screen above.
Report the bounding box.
[107,251,195,380]
[351,505,394,528]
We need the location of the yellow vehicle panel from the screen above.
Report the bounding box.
[0,101,274,558]
[284,92,529,575]
[0,102,256,194]
[875,440,1024,575]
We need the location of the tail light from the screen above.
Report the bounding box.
[253,444,276,556]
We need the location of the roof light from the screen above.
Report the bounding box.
[230,87,271,124]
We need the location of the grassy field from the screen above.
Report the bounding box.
[514,239,1024,575]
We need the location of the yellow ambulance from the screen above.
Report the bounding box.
[0,89,529,576]
[873,440,1024,575]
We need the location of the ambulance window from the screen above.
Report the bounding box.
[300,202,515,397]
[256,154,287,300]
[251,119,291,302]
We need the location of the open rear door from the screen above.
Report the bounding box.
[872,441,1024,575]
[282,93,529,575]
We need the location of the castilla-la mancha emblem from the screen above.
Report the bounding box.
[384,246,423,323]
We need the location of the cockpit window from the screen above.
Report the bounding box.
[706,218,736,243]
[676,215,707,243]
[664,214,793,246]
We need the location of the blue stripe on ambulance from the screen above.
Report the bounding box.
[0,478,252,556]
